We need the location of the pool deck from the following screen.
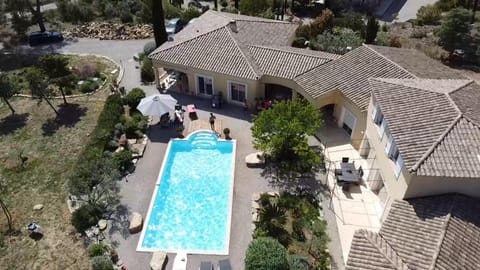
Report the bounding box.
[108,93,276,270]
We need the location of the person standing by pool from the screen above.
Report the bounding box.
[209,113,216,130]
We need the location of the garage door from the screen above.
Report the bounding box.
[342,107,356,136]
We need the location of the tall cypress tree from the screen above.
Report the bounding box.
[152,0,168,48]
[365,15,379,44]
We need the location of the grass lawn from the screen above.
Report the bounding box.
[0,64,116,269]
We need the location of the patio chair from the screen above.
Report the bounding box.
[218,259,232,270]
[334,168,342,176]
[342,157,349,163]
[199,261,214,270]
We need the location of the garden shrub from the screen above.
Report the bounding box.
[291,220,305,241]
[245,237,289,270]
[91,255,114,270]
[288,255,310,270]
[180,7,202,25]
[141,58,155,83]
[123,88,146,109]
[163,0,181,19]
[75,63,98,79]
[143,41,157,56]
[112,149,133,171]
[258,193,271,207]
[292,37,308,48]
[71,204,102,233]
[295,24,311,39]
[57,0,95,23]
[79,81,99,93]
[410,28,427,39]
[89,243,108,258]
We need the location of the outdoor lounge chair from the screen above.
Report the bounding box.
[199,261,214,270]
[218,259,232,270]
[173,252,187,270]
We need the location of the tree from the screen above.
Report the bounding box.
[38,55,72,104]
[310,9,335,37]
[416,4,442,25]
[251,99,322,173]
[0,177,13,232]
[0,73,19,115]
[24,67,59,115]
[438,8,472,55]
[123,88,146,109]
[239,0,269,16]
[180,7,202,25]
[365,15,379,44]
[153,0,168,47]
[68,158,120,213]
[245,237,289,270]
[6,0,46,34]
[338,12,365,37]
[312,28,363,54]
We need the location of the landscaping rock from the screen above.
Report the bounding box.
[150,251,167,270]
[33,204,44,210]
[98,219,107,231]
[128,212,143,234]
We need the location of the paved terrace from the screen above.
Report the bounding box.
[108,93,276,270]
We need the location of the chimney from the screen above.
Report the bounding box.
[228,20,237,33]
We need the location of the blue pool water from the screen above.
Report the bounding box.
[138,131,235,254]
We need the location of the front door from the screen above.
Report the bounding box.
[340,106,356,136]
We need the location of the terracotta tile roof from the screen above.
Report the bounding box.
[366,45,465,79]
[346,194,480,270]
[294,44,468,110]
[370,78,480,178]
[248,45,339,79]
[149,11,299,80]
[294,45,415,110]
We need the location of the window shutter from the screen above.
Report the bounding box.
[395,154,404,177]
[385,135,393,155]
[371,103,378,121]
[378,118,386,137]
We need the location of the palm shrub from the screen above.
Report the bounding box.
[89,243,108,257]
[245,237,289,270]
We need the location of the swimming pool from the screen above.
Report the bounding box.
[137,130,236,255]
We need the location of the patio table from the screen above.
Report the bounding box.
[337,162,361,183]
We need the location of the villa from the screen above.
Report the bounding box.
[149,10,480,268]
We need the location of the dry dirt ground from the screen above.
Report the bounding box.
[0,58,117,269]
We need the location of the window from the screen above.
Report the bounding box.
[395,154,404,177]
[385,134,399,161]
[196,75,213,95]
[372,102,383,125]
[229,81,247,102]
[378,119,386,137]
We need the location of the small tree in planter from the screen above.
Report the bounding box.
[223,128,231,140]
[176,126,185,138]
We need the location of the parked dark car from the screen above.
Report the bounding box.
[29,31,64,46]
[165,18,183,35]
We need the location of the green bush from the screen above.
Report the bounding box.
[143,41,157,56]
[91,255,114,270]
[71,204,102,233]
[292,37,308,48]
[79,81,99,93]
[416,4,442,25]
[163,0,181,19]
[245,237,289,270]
[89,243,108,258]
[141,58,155,83]
[180,7,202,24]
[288,255,310,270]
[295,24,311,39]
[57,0,95,23]
[124,88,146,109]
[112,149,133,171]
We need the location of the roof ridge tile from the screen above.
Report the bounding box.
[225,27,261,79]
[360,229,411,270]
[249,45,339,59]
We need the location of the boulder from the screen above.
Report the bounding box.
[150,251,167,270]
[128,212,143,234]
[33,204,44,210]
[245,152,265,168]
[98,219,107,230]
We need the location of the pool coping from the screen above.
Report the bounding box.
[136,130,237,255]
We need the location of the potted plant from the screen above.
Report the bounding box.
[223,128,231,140]
[176,126,185,138]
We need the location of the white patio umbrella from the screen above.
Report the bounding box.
[136,94,178,116]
